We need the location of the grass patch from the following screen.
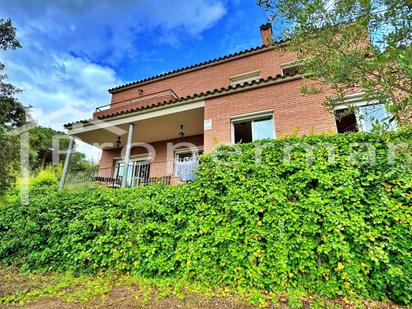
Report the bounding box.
[0,267,407,308]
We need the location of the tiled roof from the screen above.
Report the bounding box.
[93,92,177,119]
[108,42,287,93]
[64,70,299,129]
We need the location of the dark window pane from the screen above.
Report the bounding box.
[234,121,252,143]
[282,65,298,76]
[335,109,359,133]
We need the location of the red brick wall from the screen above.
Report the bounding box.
[97,45,340,171]
[98,134,204,177]
[110,48,296,106]
[99,79,338,172]
[203,80,337,152]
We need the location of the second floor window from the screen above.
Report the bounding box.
[281,62,299,76]
[230,71,261,86]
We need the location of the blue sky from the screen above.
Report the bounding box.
[0,0,270,160]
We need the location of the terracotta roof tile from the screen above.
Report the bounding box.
[64,70,299,129]
[107,42,287,93]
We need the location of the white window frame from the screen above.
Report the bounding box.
[173,147,203,176]
[174,146,204,159]
[231,110,275,144]
[229,70,261,86]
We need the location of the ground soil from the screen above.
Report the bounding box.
[0,268,408,309]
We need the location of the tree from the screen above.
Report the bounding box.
[0,19,95,193]
[28,126,70,170]
[258,0,412,126]
[0,126,19,192]
[0,18,25,128]
[28,126,96,172]
[0,18,25,192]
[68,152,98,173]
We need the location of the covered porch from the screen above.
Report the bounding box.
[63,101,205,189]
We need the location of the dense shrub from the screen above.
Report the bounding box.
[0,131,411,305]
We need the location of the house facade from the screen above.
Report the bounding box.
[64,24,391,187]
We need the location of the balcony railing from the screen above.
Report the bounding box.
[65,158,199,189]
[93,89,179,118]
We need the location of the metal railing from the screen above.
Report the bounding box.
[95,89,179,113]
[65,167,120,189]
[65,158,199,189]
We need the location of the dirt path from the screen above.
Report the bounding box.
[4,287,257,309]
[0,268,407,309]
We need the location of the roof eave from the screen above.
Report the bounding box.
[108,41,289,94]
[65,71,301,130]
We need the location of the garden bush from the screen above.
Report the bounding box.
[0,131,411,305]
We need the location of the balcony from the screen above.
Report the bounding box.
[93,89,179,119]
[65,157,200,189]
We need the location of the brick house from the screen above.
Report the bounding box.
[64,23,392,187]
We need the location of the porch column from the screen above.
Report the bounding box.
[59,136,75,191]
[121,123,134,188]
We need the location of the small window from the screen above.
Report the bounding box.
[281,62,299,76]
[335,103,395,133]
[233,115,274,144]
[230,71,261,86]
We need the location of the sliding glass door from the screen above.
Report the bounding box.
[115,160,150,187]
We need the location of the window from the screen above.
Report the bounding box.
[174,148,203,181]
[232,113,274,143]
[230,71,261,86]
[175,148,204,161]
[281,62,299,76]
[114,158,151,186]
[357,104,396,131]
[335,103,396,133]
[335,109,359,133]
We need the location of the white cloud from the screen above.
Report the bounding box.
[1,0,227,64]
[0,48,117,163]
[2,51,118,162]
[28,104,102,163]
[144,0,226,36]
[0,0,227,160]
[3,51,118,125]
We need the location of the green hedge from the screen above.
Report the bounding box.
[1,131,411,305]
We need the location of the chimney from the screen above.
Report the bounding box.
[260,23,273,46]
